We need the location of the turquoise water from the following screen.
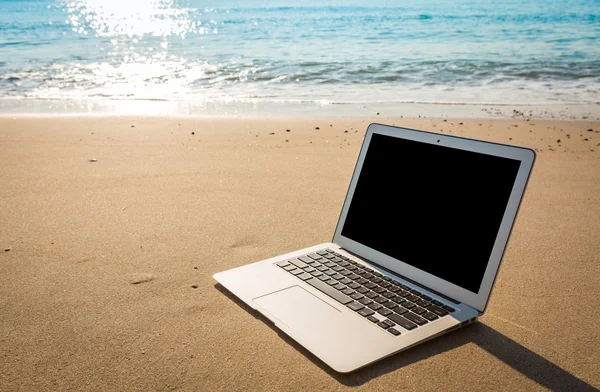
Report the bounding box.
[1,0,599,107]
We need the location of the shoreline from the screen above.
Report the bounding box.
[0,98,598,120]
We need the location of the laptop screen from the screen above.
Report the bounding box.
[341,133,521,294]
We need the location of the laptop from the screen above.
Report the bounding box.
[213,123,535,373]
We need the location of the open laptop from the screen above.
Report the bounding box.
[213,123,535,373]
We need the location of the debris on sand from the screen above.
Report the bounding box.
[315,127,320,130]
[4,248,10,252]
[269,132,275,135]
[191,132,195,135]
[588,128,593,132]
[89,158,97,162]
[191,285,198,289]
[286,129,290,132]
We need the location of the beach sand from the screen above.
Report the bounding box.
[1,115,599,391]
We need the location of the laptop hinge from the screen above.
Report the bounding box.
[342,248,460,305]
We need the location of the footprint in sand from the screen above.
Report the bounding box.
[129,273,155,285]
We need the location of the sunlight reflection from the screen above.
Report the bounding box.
[62,0,207,38]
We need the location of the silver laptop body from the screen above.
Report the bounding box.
[214,123,535,373]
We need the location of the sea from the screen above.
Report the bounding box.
[1,0,599,117]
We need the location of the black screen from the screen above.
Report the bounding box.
[341,133,521,293]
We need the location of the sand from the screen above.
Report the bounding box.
[0,115,599,391]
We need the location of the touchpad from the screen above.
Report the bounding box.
[254,286,341,331]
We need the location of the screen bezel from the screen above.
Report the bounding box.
[333,123,535,312]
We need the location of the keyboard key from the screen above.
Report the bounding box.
[347,282,360,289]
[331,252,342,257]
[339,270,352,276]
[342,288,355,295]
[331,274,344,280]
[306,278,353,305]
[373,287,386,294]
[388,327,401,336]
[323,254,335,259]
[377,321,390,329]
[326,280,338,286]
[339,277,352,285]
[309,270,323,277]
[330,257,342,263]
[307,253,322,260]
[377,308,393,317]
[398,290,411,297]
[347,302,364,312]
[401,301,416,309]
[404,312,428,326]
[395,307,408,315]
[283,265,296,272]
[325,262,337,268]
[410,289,422,296]
[340,256,350,261]
[276,261,290,267]
[333,284,347,291]
[383,319,395,328]
[364,282,377,289]
[382,276,392,281]
[298,256,313,265]
[383,291,396,298]
[290,269,303,276]
[380,282,392,288]
[390,296,405,304]
[304,267,316,273]
[358,298,373,305]
[412,307,426,315]
[415,300,431,308]
[358,308,375,317]
[325,249,334,253]
[421,295,432,301]
[332,266,344,272]
[428,305,449,317]
[431,299,444,307]
[324,269,336,276]
[339,261,350,267]
[372,271,383,277]
[297,272,312,281]
[316,251,328,256]
[389,286,401,293]
[422,312,439,321]
[388,313,418,330]
[354,268,365,275]
[367,315,379,323]
[318,275,330,281]
[363,273,374,279]
[316,265,328,272]
[356,287,369,294]
[406,295,421,303]
[365,292,378,299]
[356,278,369,285]
[368,303,383,311]
[347,273,361,280]
[349,292,363,299]
[386,302,399,310]
[442,305,456,312]
[371,277,383,284]
[374,296,388,304]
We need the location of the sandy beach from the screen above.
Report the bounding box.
[1,115,599,391]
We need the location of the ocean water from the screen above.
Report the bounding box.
[0,0,599,110]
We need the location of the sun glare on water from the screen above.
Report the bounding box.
[63,0,204,38]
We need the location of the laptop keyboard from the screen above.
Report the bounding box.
[276,248,456,336]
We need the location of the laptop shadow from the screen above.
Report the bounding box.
[215,283,597,391]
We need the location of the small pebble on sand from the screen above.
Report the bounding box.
[315,127,320,130]
[89,158,97,162]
